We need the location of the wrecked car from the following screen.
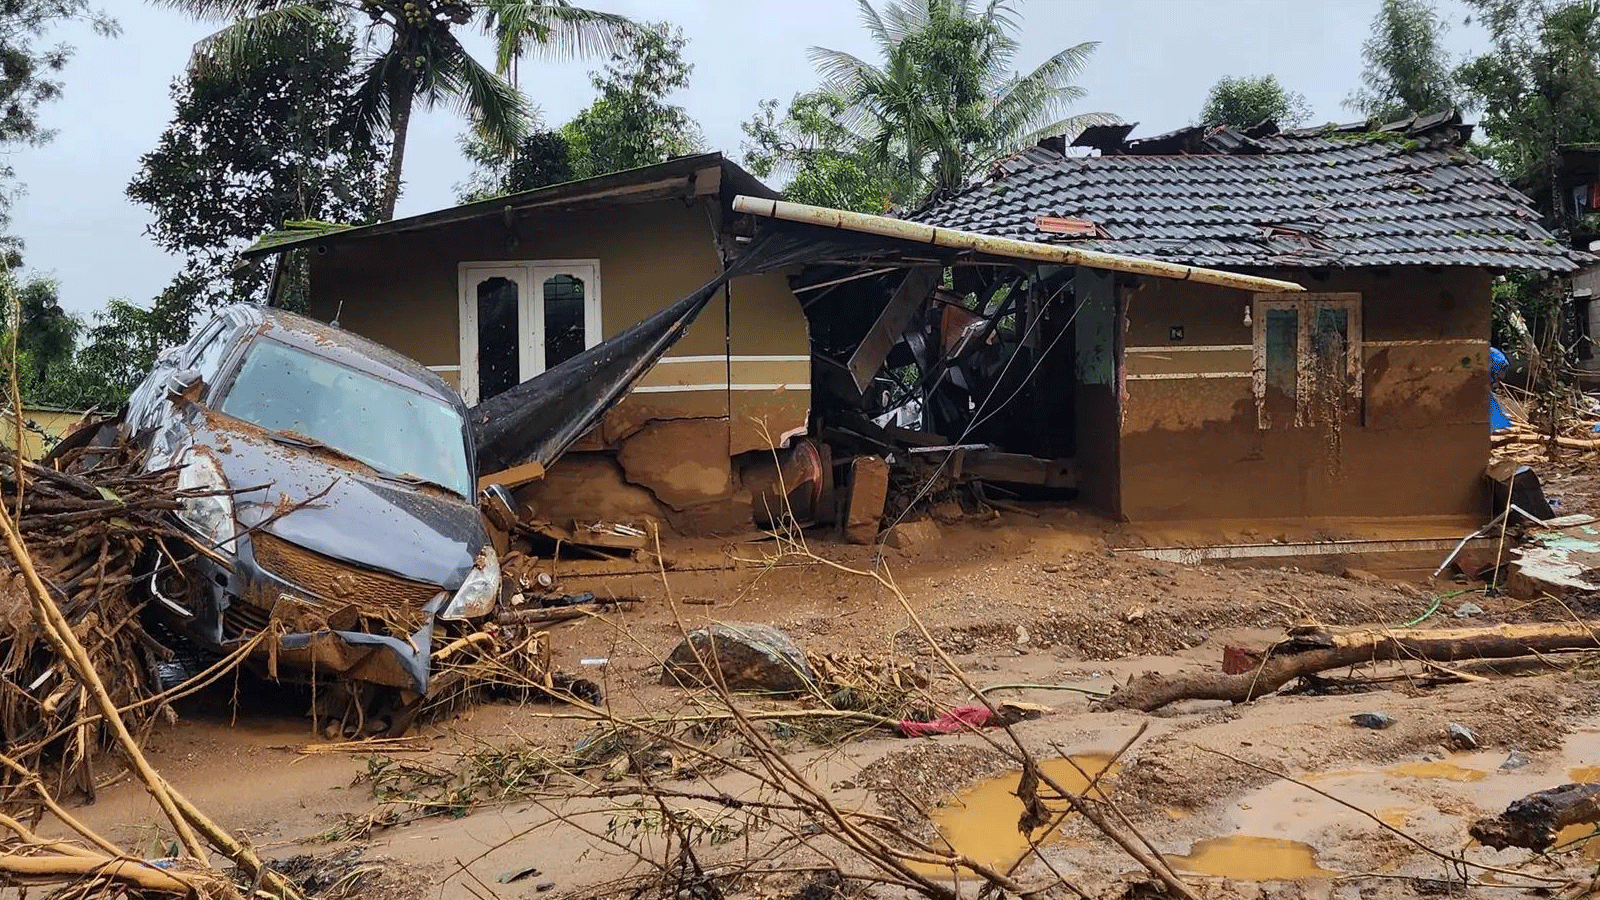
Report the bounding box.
[119,304,501,710]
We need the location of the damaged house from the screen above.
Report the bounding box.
[797,114,1586,525]
[243,154,814,534]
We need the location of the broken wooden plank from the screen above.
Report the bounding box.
[845,456,889,545]
[1101,622,1600,713]
[478,460,546,492]
[959,451,1077,489]
[1470,783,1600,851]
[848,266,940,393]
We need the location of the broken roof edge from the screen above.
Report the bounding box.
[241,152,778,259]
[730,195,1307,294]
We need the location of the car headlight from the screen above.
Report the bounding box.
[440,546,500,621]
[176,452,237,554]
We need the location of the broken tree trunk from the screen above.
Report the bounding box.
[1470,783,1600,851]
[1101,623,1600,713]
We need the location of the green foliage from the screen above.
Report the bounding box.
[1457,0,1600,222]
[1198,75,1311,128]
[128,17,384,313]
[156,0,633,220]
[457,23,701,200]
[784,0,1110,208]
[560,22,702,179]
[1347,0,1458,121]
[0,272,188,411]
[741,93,895,212]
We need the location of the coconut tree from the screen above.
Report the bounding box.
[809,0,1113,204]
[154,0,633,220]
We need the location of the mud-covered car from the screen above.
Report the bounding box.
[120,304,501,702]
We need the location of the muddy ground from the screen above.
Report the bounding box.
[49,503,1600,900]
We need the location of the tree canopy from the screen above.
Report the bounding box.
[749,0,1111,211]
[1347,0,1458,121]
[457,22,702,200]
[1198,74,1311,128]
[156,0,632,219]
[127,16,386,313]
[1457,0,1600,220]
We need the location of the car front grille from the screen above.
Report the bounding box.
[249,532,444,624]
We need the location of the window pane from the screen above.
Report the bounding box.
[1310,306,1349,376]
[477,276,519,401]
[1264,308,1298,395]
[543,274,586,370]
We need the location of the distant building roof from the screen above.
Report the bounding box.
[912,114,1585,272]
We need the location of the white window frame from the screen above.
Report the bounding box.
[1251,292,1363,429]
[458,260,602,404]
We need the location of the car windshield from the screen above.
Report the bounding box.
[219,339,473,497]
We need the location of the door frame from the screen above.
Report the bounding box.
[458,260,602,404]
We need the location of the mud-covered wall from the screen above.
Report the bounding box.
[1118,267,1490,521]
[305,188,811,532]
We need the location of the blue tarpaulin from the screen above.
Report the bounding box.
[1490,347,1511,432]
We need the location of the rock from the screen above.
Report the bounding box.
[661,623,816,696]
[1447,723,1479,750]
[1455,601,1486,618]
[884,519,942,552]
[1350,712,1395,730]
[536,882,556,892]
[1500,750,1531,771]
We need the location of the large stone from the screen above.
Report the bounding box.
[661,623,815,696]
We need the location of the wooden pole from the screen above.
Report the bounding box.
[732,195,1308,295]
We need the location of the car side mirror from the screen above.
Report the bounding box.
[165,368,203,400]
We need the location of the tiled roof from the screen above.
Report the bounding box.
[912,117,1585,272]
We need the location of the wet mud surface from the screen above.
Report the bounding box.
[45,507,1600,899]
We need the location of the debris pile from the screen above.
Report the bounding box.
[0,439,191,798]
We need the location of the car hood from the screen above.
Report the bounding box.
[199,420,485,588]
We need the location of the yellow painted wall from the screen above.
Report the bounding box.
[0,407,85,460]
[306,185,811,457]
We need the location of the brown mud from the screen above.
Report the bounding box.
[41,505,1600,899]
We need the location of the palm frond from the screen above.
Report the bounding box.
[855,0,892,51]
[482,0,633,73]
[807,45,882,96]
[187,4,329,74]
[148,0,287,24]
[987,40,1099,136]
[348,51,397,148]
[434,44,533,154]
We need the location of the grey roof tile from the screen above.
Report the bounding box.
[912,125,1586,272]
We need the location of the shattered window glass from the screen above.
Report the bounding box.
[1263,307,1298,423]
[543,275,586,370]
[477,276,520,401]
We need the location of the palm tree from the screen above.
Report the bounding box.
[155,0,632,220]
[809,0,1113,204]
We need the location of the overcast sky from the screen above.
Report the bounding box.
[12,0,1482,319]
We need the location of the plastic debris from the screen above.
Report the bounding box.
[1455,601,1486,618]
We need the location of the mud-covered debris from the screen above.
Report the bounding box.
[1447,722,1478,749]
[1351,712,1395,730]
[1455,601,1486,618]
[662,623,816,695]
[1500,749,1531,770]
[498,865,540,884]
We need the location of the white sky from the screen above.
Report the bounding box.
[12,0,1483,318]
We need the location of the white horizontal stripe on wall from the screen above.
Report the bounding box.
[633,383,811,393]
[657,355,811,364]
[1126,372,1251,380]
[1126,345,1253,353]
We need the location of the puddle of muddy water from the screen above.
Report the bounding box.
[1386,760,1487,782]
[915,754,1116,875]
[1167,836,1338,880]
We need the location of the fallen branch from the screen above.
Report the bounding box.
[1103,622,1600,712]
[1470,783,1600,852]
